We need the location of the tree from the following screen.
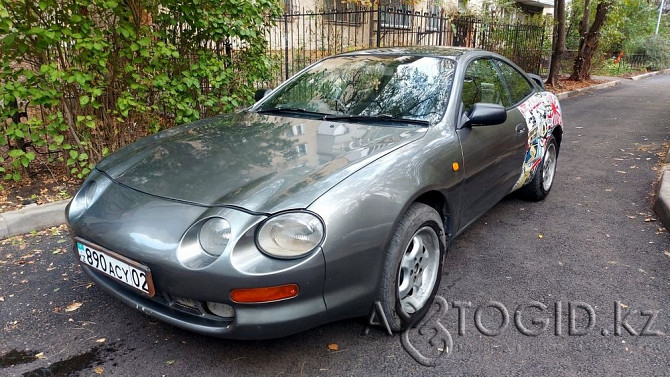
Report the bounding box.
[570,0,612,80]
[546,0,567,87]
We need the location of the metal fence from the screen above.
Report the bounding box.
[263,6,547,86]
[536,50,654,77]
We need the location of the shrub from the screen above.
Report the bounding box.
[0,0,282,182]
[629,35,670,71]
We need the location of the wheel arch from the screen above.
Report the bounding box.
[552,125,563,153]
[413,190,453,241]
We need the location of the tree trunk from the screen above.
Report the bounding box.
[570,1,610,81]
[546,0,566,88]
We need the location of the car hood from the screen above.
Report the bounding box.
[96,111,426,213]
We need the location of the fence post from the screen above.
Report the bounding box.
[513,19,520,63]
[438,9,444,46]
[376,5,382,47]
[538,20,546,75]
[284,13,289,81]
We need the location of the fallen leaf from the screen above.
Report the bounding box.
[96,338,106,343]
[94,366,104,374]
[328,343,339,351]
[65,301,83,312]
[644,218,657,222]
[0,296,4,302]
[664,251,670,257]
[35,352,45,359]
[538,234,544,239]
[166,360,176,365]
[626,215,636,219]
[616,171,627,174]
[620,303,628,308]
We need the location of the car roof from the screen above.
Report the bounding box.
[337,46,481,60]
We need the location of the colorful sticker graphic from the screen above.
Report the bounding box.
[512,91,563,190]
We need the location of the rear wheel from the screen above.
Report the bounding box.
[520,135,558,201]
[378,203,446,331]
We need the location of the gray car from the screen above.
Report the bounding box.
[66,47,563,339]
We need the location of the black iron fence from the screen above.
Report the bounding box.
[263,7,547,86]
[536,50,654,77]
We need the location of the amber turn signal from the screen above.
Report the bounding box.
[452,162,460,172]
[230,284,299,303]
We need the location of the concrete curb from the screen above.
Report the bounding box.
[628,68,670,81]
[555,80,621,100]
[653,153,670,231]
[0,200,69,239]
[642,69,670,231]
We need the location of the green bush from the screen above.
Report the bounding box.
[0,0,281,182]
[629,35,670,71]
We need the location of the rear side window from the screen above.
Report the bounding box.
[494,60,533,105]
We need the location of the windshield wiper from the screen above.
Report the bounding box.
[323,114,429,126]
[256,107,327,117]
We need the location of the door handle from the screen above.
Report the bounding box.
[515,123,527,136]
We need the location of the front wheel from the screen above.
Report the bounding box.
[377,203,446,331]
[519,135,558,201]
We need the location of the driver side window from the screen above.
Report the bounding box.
[462,58,511,113]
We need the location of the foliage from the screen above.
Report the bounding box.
[567,0,666,75]
[629,34,670,70]
[592,58,637,75]
[0,0,282,182]
[599,0,657,54]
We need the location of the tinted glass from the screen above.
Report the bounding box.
[260,55,455,123]
[461,58,511,113]
[494,60,533,105]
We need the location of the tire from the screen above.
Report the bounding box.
[519,135,558,201]
[377,203,447,331]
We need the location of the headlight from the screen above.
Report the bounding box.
[198,218,232,257]
[256,212,324,259]
[67,173,107,220]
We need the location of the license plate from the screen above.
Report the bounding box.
[75,238,155,297]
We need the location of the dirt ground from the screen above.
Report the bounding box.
[0,161,79,213]
[545,76,605,93]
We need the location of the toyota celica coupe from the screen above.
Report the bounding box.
[66,47,563,339]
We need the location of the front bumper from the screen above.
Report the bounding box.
[78,256,328,339]
[68,176,329,339]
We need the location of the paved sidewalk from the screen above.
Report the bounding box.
[1,69,669,239]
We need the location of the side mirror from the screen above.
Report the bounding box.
[467,103,507,126]
[254,88,273,102]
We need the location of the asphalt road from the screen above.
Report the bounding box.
[1,75,669,376]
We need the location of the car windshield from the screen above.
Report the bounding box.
[257,55,455,124]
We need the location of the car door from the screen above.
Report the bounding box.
[456,57,528,228]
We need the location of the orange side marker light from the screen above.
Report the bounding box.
[230,284,299,303]
[452,162,460,172]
